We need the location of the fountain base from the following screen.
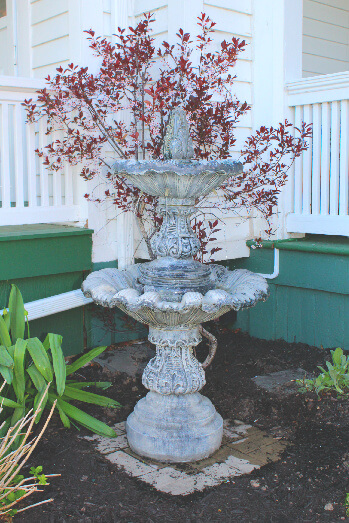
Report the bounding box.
[126,391,223,462]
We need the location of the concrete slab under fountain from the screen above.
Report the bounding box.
[84,419,287,495]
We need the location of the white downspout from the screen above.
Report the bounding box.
[12,0,18,75]
[257,248,280,280]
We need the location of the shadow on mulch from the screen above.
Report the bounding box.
[14,329,349,522]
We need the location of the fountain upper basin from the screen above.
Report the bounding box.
[113,159,243,199]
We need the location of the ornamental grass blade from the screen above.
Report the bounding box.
[48,334,66,396]
[0,396,21,408]
[0,364,13,384]
[65,381,112,390]
[66,346,107,376]
[8,285,25,343]
[2,308,10,330]
[27,364,47,391]
[27,338,53,382]
[55,397,116,437]
[0,346,14,367]
[63,386,121,408]
[33,387,49,424]
[0,416,11,438]
[13,339,27,403]
[56,403,71,428]
[0,315,12,348]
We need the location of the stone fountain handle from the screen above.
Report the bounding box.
[200,325,218,370]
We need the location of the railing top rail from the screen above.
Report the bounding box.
[286,71,349,106]
[0,75,46,93]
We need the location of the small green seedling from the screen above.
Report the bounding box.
[297,348,349,396]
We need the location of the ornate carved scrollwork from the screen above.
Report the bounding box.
[151,198,200,259]
[142,327,206,395]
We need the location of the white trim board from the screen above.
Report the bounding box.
[286,213,349,236]
[286,71,349,105]
[0,289,93,321]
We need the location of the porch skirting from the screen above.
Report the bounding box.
[228,236,349,351]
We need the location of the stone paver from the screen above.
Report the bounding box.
[94,342,155,377]
[107,450,159,477]
[84,419,288,495]
[252,368,307,395]
[95,434,129,454]
[202,455,257,480]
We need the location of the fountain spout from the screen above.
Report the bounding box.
[162,108,194,160]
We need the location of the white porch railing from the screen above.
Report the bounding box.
[286,71,349,236]
[0,76,84,226]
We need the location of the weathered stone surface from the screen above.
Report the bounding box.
[85,419,287,495]
[82,110,269,464]
[126,391,223,463]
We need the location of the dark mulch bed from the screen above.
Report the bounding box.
[15,327,349,522]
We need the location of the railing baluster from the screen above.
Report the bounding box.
[294,105,303,214]
[285,107,295,215]
[13,104,25,209]
[64,163,74,206]
[38,118,49,207]
[52,131,62,207]
[339,100,349,217]
[320,102,331,216]
[0,103,11,209]
[26,122,37,208]
[302,104,312,215]
[311,103,321,215]
[330,101,340,216]
[0,78,83,225]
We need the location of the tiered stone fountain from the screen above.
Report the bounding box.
[82,109,268,463]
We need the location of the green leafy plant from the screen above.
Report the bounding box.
[0,385,58,518]
[345,493,349,517]
[297,348,349,395]
[0,285,119,441]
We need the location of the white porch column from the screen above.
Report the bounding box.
[252,0,303,239]
[113,0,135,269]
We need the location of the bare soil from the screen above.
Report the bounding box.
[14,328,349,522]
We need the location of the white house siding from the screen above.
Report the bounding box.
[103,0,112,38]
[303,0,349,77]
[30,0,70,78]
[0,17,10,75]
[203,1,252,154]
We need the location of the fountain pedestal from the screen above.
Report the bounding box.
[126,327,223,462]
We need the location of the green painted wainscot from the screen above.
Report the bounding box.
[0,224,93,356]
[227,235,349,351]
[0,224,146,356]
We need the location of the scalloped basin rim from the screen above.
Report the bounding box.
[82,266,269,319]
[113,158,243,176]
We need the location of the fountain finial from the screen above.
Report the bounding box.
[162,107,194,159]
